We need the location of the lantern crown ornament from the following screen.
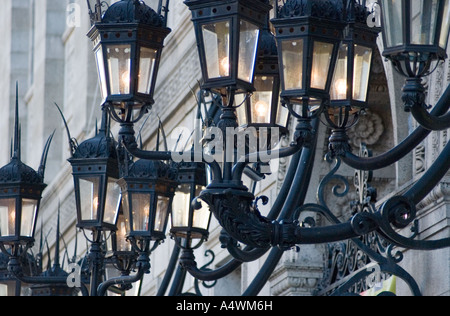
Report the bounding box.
[88,0,171,124]
[0,84,52,247]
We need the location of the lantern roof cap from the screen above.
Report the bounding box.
[72,132,117,160]
[0,159,44,185]
[258,29,278,59]
[101,0,165,27]
[276,0,344,20]
[127,159,178,181]
[70,111,117,161]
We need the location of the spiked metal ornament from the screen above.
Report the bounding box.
[0,84,53,247]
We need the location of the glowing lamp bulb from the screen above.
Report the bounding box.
[220,57,230,76]
[334,79,347,99]
[254,101,269,117]
[121,70,130,93]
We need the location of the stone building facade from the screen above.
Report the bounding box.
[0,0,448,296]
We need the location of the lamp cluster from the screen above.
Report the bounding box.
[1,0,450,296]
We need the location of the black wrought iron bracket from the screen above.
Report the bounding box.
[332,83,450,170]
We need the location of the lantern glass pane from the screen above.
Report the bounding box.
[79,177,101,221]
[21,199,38,237]
[281,39,304,90]
[138,47,158,94]
[172,184,191,228]
[0,198,16,237]
[410,0,438,45]
[116,213,132,252]
[155,196,170,232]
[192,193,210,231]
[202,21,230,79]
[131,193,152,232]
[95,45,108,101]
[238,20,260,83]
[311,41,333,90]
[251,75,273,124]
[353,45,373,102]
[122,193,131,234]
[331,44,349,101]
[381,0,404,47]
[104,178,121,225]
[236,95,248,126]
[276,104,290,127]
[106,44,132,95]
[440,0,450,48]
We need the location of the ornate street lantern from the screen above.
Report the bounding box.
[379,0,450,78]
[184,0,272,95]
[326,0,380,129]
[236,28,290,135]
[170,162,211,248]
[118,160,178,246]
[0,158,47,248]
[69,114,120,232]
[271,0,345,117]
[0,90,52,248]
[88,0,171,123]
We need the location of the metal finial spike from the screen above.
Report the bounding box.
[38,130,55,181]
[54,201,61,268]
[13,81,21,160]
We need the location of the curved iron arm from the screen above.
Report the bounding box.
[404,137,450,204]
[7,256,89,297]
[410,105,450,131]
[341,83,450,170]
[329,261,421,296]
[403,79,450,131]
[118,123,223,182]
[97,251,150,296]
[298,203,421,296]
[179,249,242,282]
[224,146,305,262]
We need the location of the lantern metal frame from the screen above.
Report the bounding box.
[87,0,171,124]
[68,112,120,232]
[327,1,380,119]
[236,27,290,136]
[271,0,346,117]
[118,159,178,244]
[379,0,450,78]
[170,162,211,249]
[184,0,272,95]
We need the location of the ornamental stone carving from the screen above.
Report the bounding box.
[347,111,384,148]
